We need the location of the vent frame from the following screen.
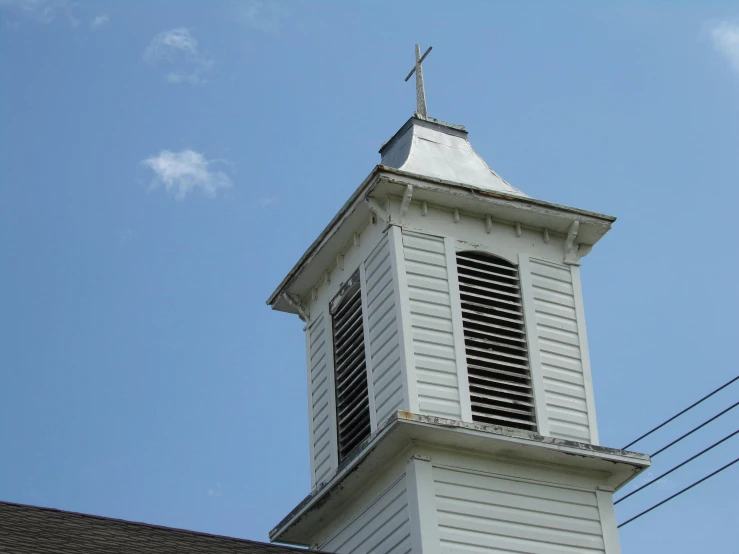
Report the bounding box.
[456,250,537,432]
[330,270,372,461]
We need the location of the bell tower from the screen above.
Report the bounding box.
[267,47,650,554]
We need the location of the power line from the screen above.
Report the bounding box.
[622,374,739,450]
[615,428,739,505]
[618,456,739,528]
[650,400,739,458]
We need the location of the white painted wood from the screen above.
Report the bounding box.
[305,327,316,489]
[428,446,615,491]
[295,189,616,548]
[324,313,340,477]
[433,464,606,553]
[320,475,412,554]
[444,238,473,423]
[530,257,593,443]
[518,254,551,436]
[596,488,622,554]
[571,264,600,445]
[307,313,336,486]
[388,225,419,413]
[364,234,405,427]
[402,229,462,419]
[304,215,387,327]
[299,220,394,480]
[406,456,441,554]
[359,262,378,432]
[401,202,564,269]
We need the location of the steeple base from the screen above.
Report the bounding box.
[271,412,648,553]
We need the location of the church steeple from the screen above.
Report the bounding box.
[267,49,650,553]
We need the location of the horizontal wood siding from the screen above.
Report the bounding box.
[530,259,591,442]
[365,236,404,426]
[434,466,605,553]
[402,230,462,419]
[321,476,412,554]
[309,313,333,485]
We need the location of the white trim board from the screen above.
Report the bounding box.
[359,261,379,432]
[389,225,419,414]
[445,237,473,423]
[406,455,441,554]
[571,264,599,445]
[517,254,551,437]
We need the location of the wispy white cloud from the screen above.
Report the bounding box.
[207,482,223,498]
[257,197,277,208]
[117,228,136,246]
[144,28,197,62]
[637,470,676,494]
[710,21,739,76]
[235,0,291,33]
[144,28,213,85]
[142,150,232,200]
[90,14,108,30]
[0,0,78,25]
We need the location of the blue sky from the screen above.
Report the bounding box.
[1,1,738,552]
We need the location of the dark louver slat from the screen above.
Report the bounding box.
[458,251,537,432]
[332,274,372,461]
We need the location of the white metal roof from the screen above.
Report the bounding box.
[380,116,526,196]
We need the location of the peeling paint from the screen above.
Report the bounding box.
[399,412,650,461]
[270,410,650,543]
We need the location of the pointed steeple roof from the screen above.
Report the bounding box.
[380,115,526,196]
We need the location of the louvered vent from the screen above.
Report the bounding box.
[456,251,537,431]
[331,273,371,461]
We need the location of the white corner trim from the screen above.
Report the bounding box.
[406,456,441,554]
[359,261,378,432]
[388,225,419,413]
[596,488,622,554]
[305,324,316,489]
[445,237,473,423]
[571,265,600,445]
[517,254,551,436]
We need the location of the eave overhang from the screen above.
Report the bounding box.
[270,411,649,546]
[267,165,616,315]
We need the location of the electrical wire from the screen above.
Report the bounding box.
[615,428,739,505]
[618,456,739,528]
[622,374,739,450]
[650,400,739,458]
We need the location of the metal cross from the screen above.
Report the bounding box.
[405,44,432,118]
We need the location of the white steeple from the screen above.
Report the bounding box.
[267,49,649,554]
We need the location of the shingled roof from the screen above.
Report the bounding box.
[0,501,327,554]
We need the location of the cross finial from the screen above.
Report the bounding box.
[404,44,432,119]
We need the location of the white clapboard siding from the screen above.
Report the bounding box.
[529,259,591,442]
[321,476,412,554]
[308,313,333,486]
[365,236,404,426]
[402,230,462,419]
[434,467,605,554]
